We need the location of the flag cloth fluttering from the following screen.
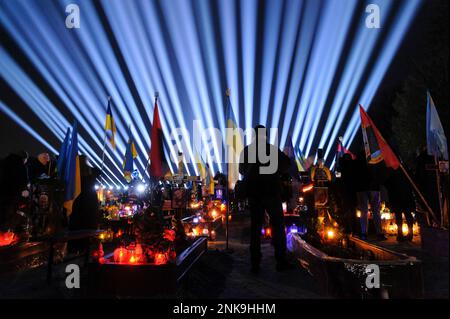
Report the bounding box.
[149,95,167,180]
[225,90,244,190]
[104,98,116,150]
[195,148,207,180]
[336,138,355,160]
[63,121,81,215]
[359,105,400,169]
[295,147,307,172]
[206,164,215,195]
[123,126,137,183]
[426,91,448,160]
[56,127,71,177]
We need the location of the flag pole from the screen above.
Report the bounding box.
[359,104,439,226]
[434,155,444,227]
[100,96,111,183]
[47,158,52,176]
[226,174,230,251]
[399,162,439,226]
[225,88,231,252]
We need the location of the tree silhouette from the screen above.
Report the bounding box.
[391,0,449,164]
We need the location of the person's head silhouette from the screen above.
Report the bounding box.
[253,125,267,141]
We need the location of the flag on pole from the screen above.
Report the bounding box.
[334,137,355,172]
[225,89,243,190]
[63,121,81,215]
[206,164,215,195]
[291,145,308,171]
[149,94,167,180]
[123,126,137,183]
[195,148,207,180]
[359,105,400,169]
[426,91,448,160]
[56,127,71,178]
[105,98,116,149]
[336,137,356,160]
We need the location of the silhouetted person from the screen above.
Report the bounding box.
[239,125,291,273]
[68,155,100,253]
[354,150,386,240]
[338,153,357,234]
[385,167,415,241]
[0,151,29,231]
[27,153,52,181]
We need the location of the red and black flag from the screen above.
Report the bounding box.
[359,105,400,169]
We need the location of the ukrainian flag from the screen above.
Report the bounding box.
[295,146,307,172]
[56,127,71,178]
[284,135,301,178]
[206,164,215,195]
[63,121,81,216]
[105,98,116,149]
[225,89,243,190]
[194,148,207,180]
[123,126,137,182]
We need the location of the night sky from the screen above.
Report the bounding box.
[0,0,446,183]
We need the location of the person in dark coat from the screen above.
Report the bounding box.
[338,153,357,234]
[69,155,100,230]
[385,167,415,241]
[68,155,100,253]
[0,151,30,231]
[239,125,291,273]
[354,150,387,241]
[27,153,51,181]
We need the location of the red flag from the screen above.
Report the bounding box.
[337,139,355,160]
[359,105,400,169]
[149,96,165,179]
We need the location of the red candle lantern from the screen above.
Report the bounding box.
[92,243,104,260]
[163,229,176,242]
[113,247,128,263]
[154,252,167,265]
[128,254,137,264]
[135,244,144,263]
[126,243,137,264]
[0,231,16,247]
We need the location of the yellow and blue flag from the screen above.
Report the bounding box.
[56,127,71,178]
[206,164,215,195]
[105,98,116,149]
[225,89,243,190]
[295,146,307,172]
[123,126,137,182]
[63,121,81,216]
[194,147,207,180]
